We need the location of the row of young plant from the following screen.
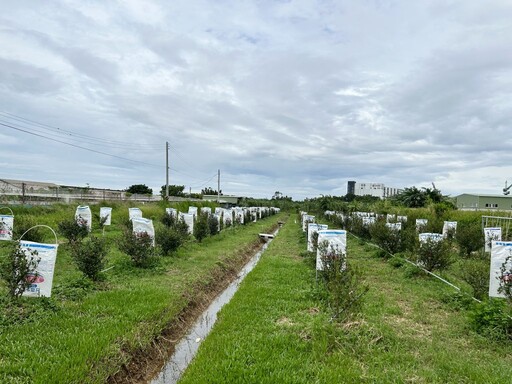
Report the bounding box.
[0,204,280,301]
[299,211,368,323]
[310,209,512,340]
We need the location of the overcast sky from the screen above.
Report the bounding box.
[1,0,511,200]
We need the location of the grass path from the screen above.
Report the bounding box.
[180,219,512,383]
[0,213,284,384]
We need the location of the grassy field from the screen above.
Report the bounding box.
[180,218,512,383]
[0,202,285,383]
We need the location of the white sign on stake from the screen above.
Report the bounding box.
[307,223,328,252]
[100,207,112,226]
[21,240,59,297]
[484,227,502,252]
[0,214,14,241]
[489,241,512,298]
[316,230,347,271]
[75,206,92,232]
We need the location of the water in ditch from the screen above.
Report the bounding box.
[151,229,278,384]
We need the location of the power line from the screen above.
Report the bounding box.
[0,111,161,149]
[0,121,164,168]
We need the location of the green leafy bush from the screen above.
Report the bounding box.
[58,219,88,244]
[417,238,452,272]
[208,215,219,236]
[456,222,484,257]
[70,236,109,280]
[470,299,512,340]
[120,230,155,267]
[193,213,209,242]
[369,220,402,255]
[156,226,185,256]
[0,243,40,299]
[13,216,45,243]
[460,258,489,300]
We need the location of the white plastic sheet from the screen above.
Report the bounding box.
[129,207,143,221]
[75,206,92,232]
[179,212,195,234]
[165,208,177,218]
[489,241,512,298]
[0,214,14,241]
[362,217,376,227]
[132,217,155,246]
[484,227,502,252]
[201,207,212,216]
[386,222,402,231]
[442,221,457,238]
[302,215,315,232]
[20,240,59,297]
[100,207,112,226]
[316,230,346,271]
[188,206,198,216]
[397,215,407,223]
[386,214,396,223]
[419,233,443,244]
[416,219,428,231]
[307,223,328,252]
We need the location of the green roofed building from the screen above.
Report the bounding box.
[456,193,512,211]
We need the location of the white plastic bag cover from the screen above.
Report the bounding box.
[179,212,195,234]
[386,222,402,231]
[100,207,112,226]
[386,214,396,223]
[362,217,376,226]
[165,208,177,218]
[416,219,428,231]
[316,230,347,271]
[302,215,315,232]
[307,223,328,252]
[188,206,198,216]
[132,218,155,246]
[75,206,92,232]
[129,207,143,221]
[484,227,502,252]
[20,240,59,297]
[223,209,233,225]
[201,207,212,215]
[215,207,224,215]
[397,215,407,223]
[0,214,14,241]
[442,221,457,238]
[489,241,512,298]
[419,233,443,244]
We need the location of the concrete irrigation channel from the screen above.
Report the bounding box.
[149,228,279,384]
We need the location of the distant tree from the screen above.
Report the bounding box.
[201,187,221,195]
[126,184,153,195]
[160,184,185,198]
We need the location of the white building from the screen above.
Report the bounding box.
[352,182,401,199]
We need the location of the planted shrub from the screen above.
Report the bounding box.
[456,222,484,257]
[498,255,512,303]
[156,226,184,256]
[13,216,45,243]
[417,237,452,272]
[58,219,88,244]
[70,236,109,281]
[120,230,155,267]
[161,212,177,228]
[208,215,219,236]
[460,258,489,300]
[317,241,368,321]
[0,243,40,299]
[193,213,209,242]
[369,220,402,255]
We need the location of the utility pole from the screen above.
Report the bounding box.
[165,141,169,200]
[217,169,220,203]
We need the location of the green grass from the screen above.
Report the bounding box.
[0,202,285,383]
[180,219,512,383]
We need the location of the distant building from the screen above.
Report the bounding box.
[456,193,512,211]
[347,180,356,195]
[202,194,242,206]
[348,181,401,199]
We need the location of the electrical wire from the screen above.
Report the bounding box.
[0,121,164,168]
